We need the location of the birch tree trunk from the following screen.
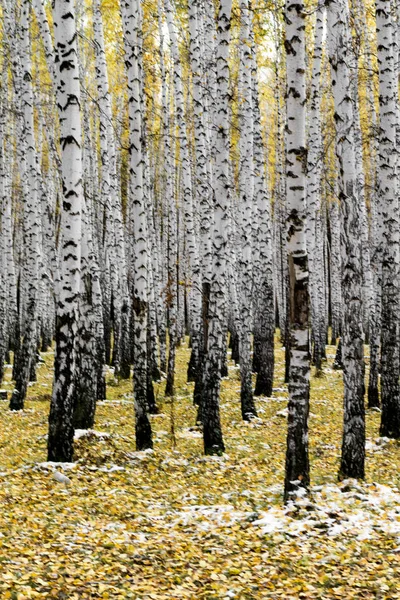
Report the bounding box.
[121,0,153,450]
[32,0,57,85]
[73,196,100,429]
[0,63,17,373]
[327,0,365,480]
[164,0,202,388]
[307,6,324,376]
[202,0,233,455]
[252,33,275,398]
[283,0,311,501]
[10,0,41,411]
[376,0,400,437]
[47,0,83,461]
[237,0,257,420]
[188,0,214,409]
[330,199,342,345]
[93,0,129,379]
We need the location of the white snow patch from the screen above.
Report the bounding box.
[99,464,125,473]
[161,456,190,468]
[253,482,400,542]
[97,400,134,406]
[375,437,391,446]
[74,429,111,441]
[37,462,76,470]
[254,510,285,534]
[127,448,155,461]
[168,504,250,531]
[275,409,288,418]
[197,454,230,463]
[53,471,72,486]
[177,428,203,439]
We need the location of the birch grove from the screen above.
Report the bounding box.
[0,0,399,503]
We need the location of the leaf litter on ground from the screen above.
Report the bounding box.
[1,340,400,598]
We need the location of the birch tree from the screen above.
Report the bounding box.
[188,0,213,409]
[283,0,310,501]
[93,0,129,379]
[164,0,202,391]
[121,0,153,450]
[307,5,325,375]
[237,0,258,420]
[252,28,275,399]
[9,0,41,411]
[202,0,233,455]
[327,0,365,480]
[375,0,400,437]
[47,0,83,461]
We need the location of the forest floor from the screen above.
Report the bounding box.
[1,339,400,599]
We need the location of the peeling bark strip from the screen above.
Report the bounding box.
[47,0,82,462]
[327,0,365,480]
[283,0,311,502]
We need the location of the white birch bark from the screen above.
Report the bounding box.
[202,0,232,455]
[73,195,101,428]
[327,0,365,479]
[237,0,257,420]
[156,1,168,375]
[306,6,325,375]
[93,0,128,377]
[32,0,57,85]
[0,63,17,379]
[9,0,41,411]
[121,0,153,450]
[283,0,311,501]
[162,54,178,398]
[329,199,342,345]
[375,0,400,437]
[47,0,83,462]
[252,28,274,398]
[188,0,213,401]
[164,0,202,385]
